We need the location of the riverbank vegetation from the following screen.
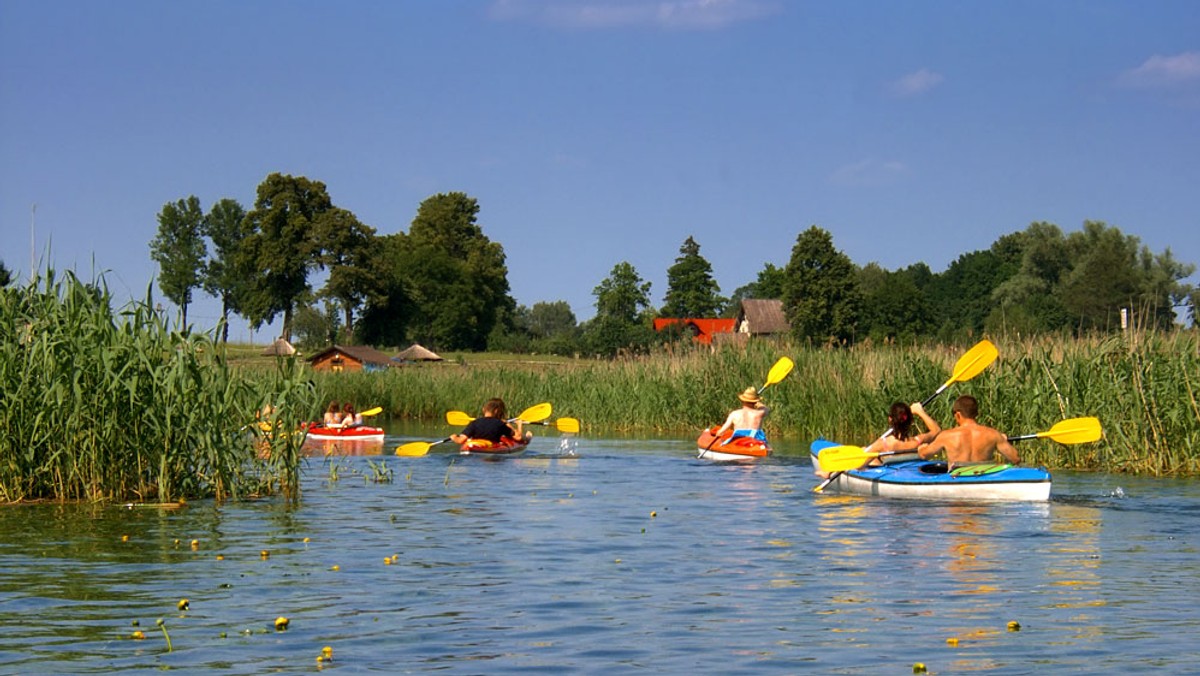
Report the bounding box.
[0,270,315,504]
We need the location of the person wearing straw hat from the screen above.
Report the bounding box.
[713,387,771,445]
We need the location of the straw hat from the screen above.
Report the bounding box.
[737,387,761,404]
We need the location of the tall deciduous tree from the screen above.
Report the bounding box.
[661,236,725,318]
[401,192,513,351]
[781,226,861,345]
[528,300,577,339]
[200,198,249,343]
[0,261,11,287]
[238,174,334,341]
[857,263,934,344]
[317,207,377,344]
[586,261,654,356]
[356,232,418,347]
[150,196,207,327]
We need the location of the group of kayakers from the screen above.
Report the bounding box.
[322,400,364,429]
[710,382,1021,472]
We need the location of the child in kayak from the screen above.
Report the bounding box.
[323,401,344,428]
[451,398,529,445]
[714,387,770,444]
[341,402,363,428]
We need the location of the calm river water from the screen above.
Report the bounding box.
[1,427,1198,674]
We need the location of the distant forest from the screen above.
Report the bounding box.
[36,172,1193,357]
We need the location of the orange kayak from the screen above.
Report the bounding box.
[696,427,770,461]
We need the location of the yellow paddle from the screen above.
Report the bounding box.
[702,356,794,454]
[447,409,580,434]
[814,339,999,492]
[396,403,553,457]
[816,416,1103,474]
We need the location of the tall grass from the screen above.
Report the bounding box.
[313,332,1199,475]
[0,270,314,503]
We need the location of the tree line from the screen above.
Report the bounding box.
[136,172,1197,356]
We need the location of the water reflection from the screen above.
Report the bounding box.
[0,444,1197,673]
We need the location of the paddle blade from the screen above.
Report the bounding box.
[762,356,795,391]
[446,410,474,426]
[816,445,878,473]
[517,402,553,423]
[555,417,581,434]
[395,441,435,457]
[948,339,999,385]
[359,406,383,417]
[1041,417,1102,444]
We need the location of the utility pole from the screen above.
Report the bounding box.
[30,203,37,281]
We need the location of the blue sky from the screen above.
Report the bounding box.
[3,0,1198,341]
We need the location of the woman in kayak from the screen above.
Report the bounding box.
[714,387,771,444]
[451,398,529,445]
[341,402,363,428]
[861,401,941,465]
[323,401,344,428]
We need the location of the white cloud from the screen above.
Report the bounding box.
[489,0,781,30]
[1117,51,1200,88]
[887,68,944,98]
[828,158,909,187]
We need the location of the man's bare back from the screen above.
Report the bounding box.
[917,395,1020,468]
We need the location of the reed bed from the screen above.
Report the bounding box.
[0,271,314,503]
[312,332,1199,475]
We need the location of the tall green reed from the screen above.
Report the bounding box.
[0,270,313,503]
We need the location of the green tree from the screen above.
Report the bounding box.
[857,263,933,344]
[149,196,207,327]
[585,261,655,356]
[528,300,577,339]
[356,232,418,347]
[400,192,513,351]
[0,261,11,287]
[661,236,725,318]
[237,174,335,341]
[781,226,861,344]
[925,249,1014,340]
[316,207,377,344]
[1059,221,1194,332]
[292,301,340,351]
[200,198,249,343]
[988,222,1069,334]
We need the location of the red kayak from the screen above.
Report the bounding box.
[303,424,385,442]
[459,437,530,456]
[696,427,771,462]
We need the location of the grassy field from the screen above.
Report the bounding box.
[231,332,1200,476]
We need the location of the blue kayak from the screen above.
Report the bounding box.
[810,438,1052,501]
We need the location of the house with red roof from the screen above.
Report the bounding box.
[652,318,737,345]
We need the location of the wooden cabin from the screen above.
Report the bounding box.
[736,299,790,336]
[307,345,396,373]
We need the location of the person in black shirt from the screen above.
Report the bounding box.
[451,398,528,444]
